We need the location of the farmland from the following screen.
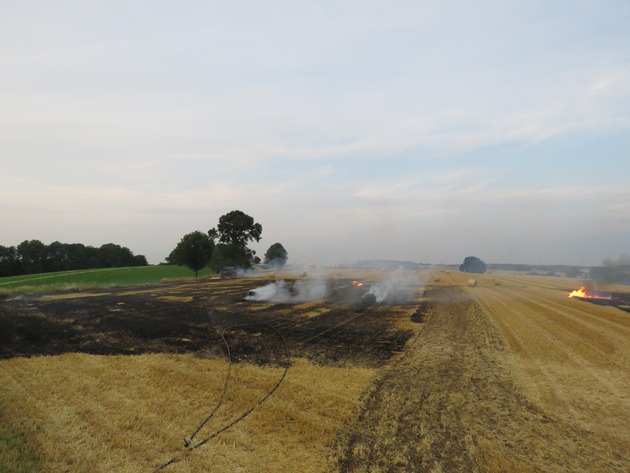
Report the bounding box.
[0,265,213,295]
[1,269,629,472]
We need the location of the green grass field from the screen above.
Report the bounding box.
[0,265,213,295]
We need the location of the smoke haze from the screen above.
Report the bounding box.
[244,279,329,303]
[367,269,422,304]
[243,268,427,305]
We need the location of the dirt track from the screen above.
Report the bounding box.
[335,283,630,472]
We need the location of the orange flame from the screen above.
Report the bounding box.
[568,287,587,298]
[352,280,364,287]
[568,287,611,300]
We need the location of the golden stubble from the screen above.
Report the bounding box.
[459,271,630,465]
[332,272,630,472]
[0,354,376,473]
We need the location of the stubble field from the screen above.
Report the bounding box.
[1,268,629,472]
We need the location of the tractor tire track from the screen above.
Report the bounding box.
[334,285,629,472]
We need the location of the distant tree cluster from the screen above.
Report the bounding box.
[0,240,148,277]
[459,256,487,274]
[167,210,288,276]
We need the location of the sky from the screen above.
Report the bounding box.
[1,0,629,266]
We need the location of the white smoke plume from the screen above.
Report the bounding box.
[367,268,422,304]
[244,279,329,303]
[368,279,396,303]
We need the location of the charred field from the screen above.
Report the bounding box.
[0,276,423,367]
[0,272,427,472]
[573,293,630,312]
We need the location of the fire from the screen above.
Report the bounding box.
[568,287,612,300]
[568,287,587,298]
[352,280,364,287]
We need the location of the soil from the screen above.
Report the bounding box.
[335,284,630,472]
[0,277,424,367]
[336,285,501,471]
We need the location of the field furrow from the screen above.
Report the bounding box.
[335,280,630,472]
[465,275,630,464]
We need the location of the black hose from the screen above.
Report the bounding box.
[153,322,290,472]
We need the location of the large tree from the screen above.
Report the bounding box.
[210,210,262,247]
[168,231,214,276]
[264,242,288,268]
[459,256,487,274]
[209,210,262,269]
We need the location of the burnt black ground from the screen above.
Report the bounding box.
[0,278,423,367]
[575,293,630,312]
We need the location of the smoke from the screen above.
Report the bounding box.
[366,268,421,304]
[233,267,267,278]
[294,279,329,301]
[368,279,395,303]
[603,254,630,267]
[243,268,426,305]
[244,279,329,303]
[595,253,630,285]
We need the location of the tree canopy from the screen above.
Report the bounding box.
[0,240,148,277]
[17,240,47,274]
[209,210,262,247]
[459,256,487,274]
[167,231,214,277]
[264,242,288,268]
[0,245,20,277]
[208,210,262,270]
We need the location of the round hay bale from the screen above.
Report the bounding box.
[299,271,308,277]
[433,275,441,282]
[361,293,377,306]
[492,278,501,286]
[467,278,477,287]
[268,272,275,279]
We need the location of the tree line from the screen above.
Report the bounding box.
[167,210,288,276]
[0,240,148,277]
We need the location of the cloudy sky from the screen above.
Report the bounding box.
[1,1,629,266]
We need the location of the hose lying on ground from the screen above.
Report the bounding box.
[153,321,290,472]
